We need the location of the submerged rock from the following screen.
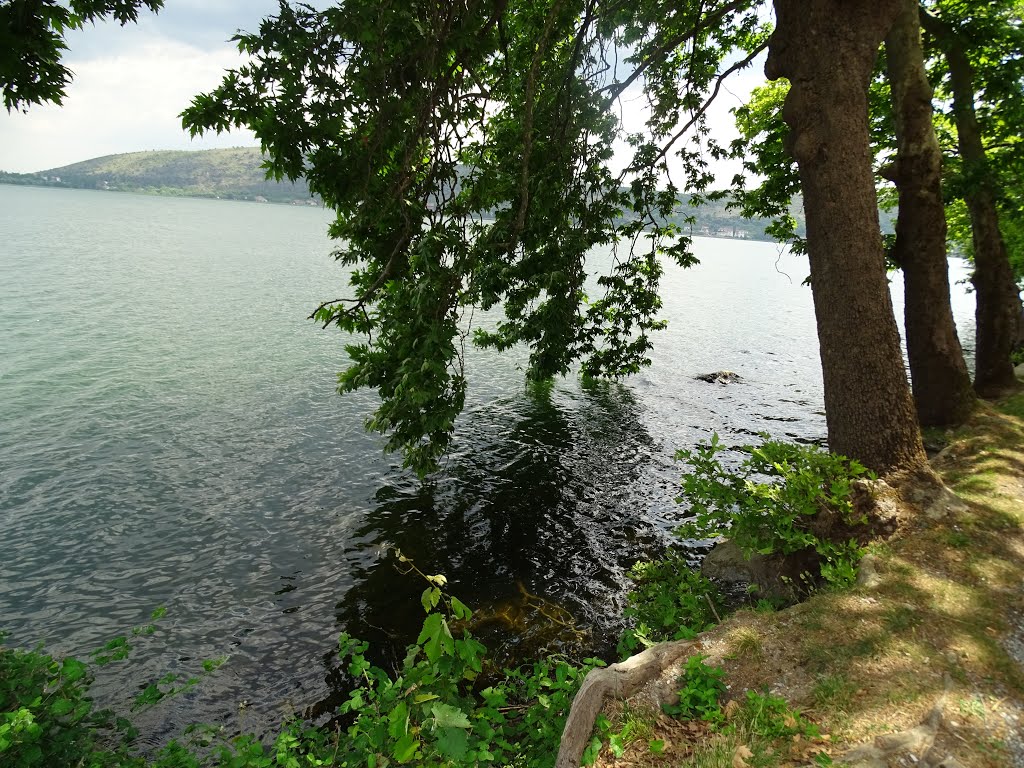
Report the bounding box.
[455,582,590,666]
[695,370,743,384]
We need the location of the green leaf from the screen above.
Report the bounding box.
[388,701,409,739]
[421,587,441,613]
[392,732,419,763]
[61,658,86,683]
[450,596,472,621]
[430,703,471,729]
[417,613,454,663]
[435,727,469,760]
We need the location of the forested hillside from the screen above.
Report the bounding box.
[0,148,317,205]
[0,148,820,238]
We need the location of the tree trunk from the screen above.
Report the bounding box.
[944,35,1021,395]
[766,0,926,474]
[884,0,974,426]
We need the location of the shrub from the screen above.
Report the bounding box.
[662,654,727,723]
[675,434,874,589]
[617,552,725,658]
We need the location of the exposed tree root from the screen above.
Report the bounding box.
[555,639,695,768]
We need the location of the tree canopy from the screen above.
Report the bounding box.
[184,0,769,474]
[182,0,1018,475]
[0,0,163,111]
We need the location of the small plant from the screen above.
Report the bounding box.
[812,673,856,710]
[740,689,820,741]
[676,434,874,590]
[662,654,727,722]
[595,703,658,761]
[730,628,764,661]
[753,597,783,613]
[617,551,725,658]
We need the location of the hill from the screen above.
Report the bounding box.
[0,147,828,239]
[0,148,318,205]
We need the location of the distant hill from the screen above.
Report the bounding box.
[2,147,855,241]
[0,148,318,206]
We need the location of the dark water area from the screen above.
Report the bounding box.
[0,185,976,742]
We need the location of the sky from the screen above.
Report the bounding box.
[0,1,768,184]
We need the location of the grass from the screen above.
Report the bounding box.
[590,392,1024,768]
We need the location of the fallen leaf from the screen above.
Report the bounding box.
[732,745,754,768]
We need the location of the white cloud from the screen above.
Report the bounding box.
[0,18,770,186]
[0,37,257,172]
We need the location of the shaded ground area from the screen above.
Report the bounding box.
[590,390,1024,768]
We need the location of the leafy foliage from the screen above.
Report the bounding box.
[0,607,219,768]
[0,0,163,111]
[328,552,603,766]
[2,557,605,768]
[182,0,769,474]
[617,550,725,658]
[737,689,820,742]
[661,654,727,722]
[675,434,874,588]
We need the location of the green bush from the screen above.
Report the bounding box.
[617,551,725,658]
[675,434,874,589]
[0,639,113,768]
[329,556,604,766]
[662,655,727,723]
[2,556,604,768]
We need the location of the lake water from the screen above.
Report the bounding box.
[0,185,975,740]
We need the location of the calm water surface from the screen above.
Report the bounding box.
[0,185,974,739]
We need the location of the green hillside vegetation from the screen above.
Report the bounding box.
[0,148,318,206]
[0,148,812,238]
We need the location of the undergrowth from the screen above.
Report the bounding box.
[676,434,874,590]
[617,552,725,658]
[2,434,873,768]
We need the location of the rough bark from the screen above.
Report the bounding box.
[766,0,927,474]
[884,0,975,426]
[554,639,695,768]
[942,31,1021,396]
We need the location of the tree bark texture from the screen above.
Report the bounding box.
[943,34,1021,395]
[766,0,927,474]
[884,0,974,426]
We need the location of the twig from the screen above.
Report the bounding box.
[705,594,722,624]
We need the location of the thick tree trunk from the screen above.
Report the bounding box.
[884,0,974,426]
[766,0,926,474]
[944,38,1020,395]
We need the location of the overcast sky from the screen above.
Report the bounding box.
[0,1,767,183]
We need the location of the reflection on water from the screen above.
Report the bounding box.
[330,381,663,669]
[0,186,976,741]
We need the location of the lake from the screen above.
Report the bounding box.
[0,184,975,740]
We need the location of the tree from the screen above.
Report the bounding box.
[0,0,163,112]
[765,0,926,472]
[920,2,1023,395]
[731,0,1024,424]
[183,0,927,477]
[883,0,975,426]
